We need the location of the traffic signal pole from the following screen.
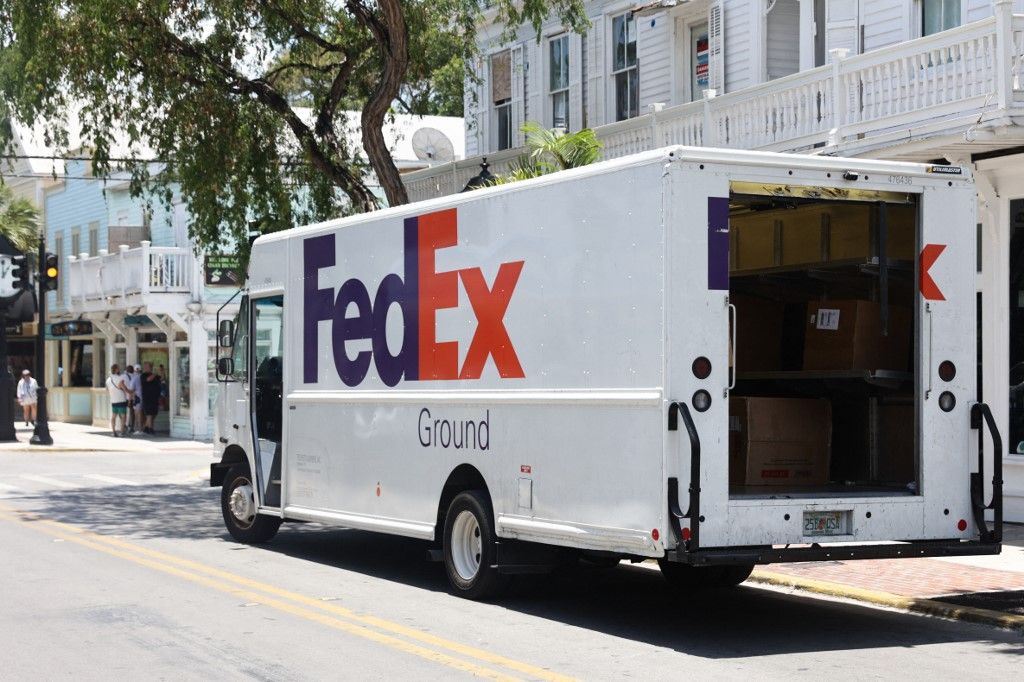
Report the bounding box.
[0,308,15,441]
[31,235,53,446]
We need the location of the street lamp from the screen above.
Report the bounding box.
[31,226,53,445]
[461,158,495,192]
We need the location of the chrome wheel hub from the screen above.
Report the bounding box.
[229,482,256,527]
[450,510,482,581]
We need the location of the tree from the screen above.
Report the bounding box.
[492,122,602,184]
[0,183,39,254]
[0,1,587,260]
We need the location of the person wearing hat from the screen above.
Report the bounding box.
[16,369,38,426]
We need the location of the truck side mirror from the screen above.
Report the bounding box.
[218,319,235,348]
[217,357,235,376]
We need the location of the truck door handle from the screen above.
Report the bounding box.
[728,302,737,391]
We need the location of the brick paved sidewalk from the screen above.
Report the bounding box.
[756,555,1024,598]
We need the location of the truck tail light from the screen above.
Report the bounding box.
[938,360,956,382]
[692,356,712,379]
[938,391,956,412]
[692,390,712,412]
[957,519,968,532]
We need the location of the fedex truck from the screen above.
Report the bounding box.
[211,147,1002,599]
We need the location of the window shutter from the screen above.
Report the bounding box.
[586,15,606,128]
[525,39,543,128]
[511,44,526,146]
[708,1,725,94]
[825,0,859,58]
[568,34,583,131]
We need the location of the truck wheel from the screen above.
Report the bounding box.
[658,560,754,588]
[221,465,282,544]
[442,491,509,600]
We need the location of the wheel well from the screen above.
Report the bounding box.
[210,445,249,487]
[435,464,491,541]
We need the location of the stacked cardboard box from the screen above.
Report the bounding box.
[729,397,832,486]
[804,300,912,371]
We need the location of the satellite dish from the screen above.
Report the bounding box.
[411,127,455,163]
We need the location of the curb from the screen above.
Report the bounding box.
[750,570,1024,632]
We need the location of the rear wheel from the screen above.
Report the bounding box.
[442,490,509,600]
[221,465,282,543]
[658,560,754,589]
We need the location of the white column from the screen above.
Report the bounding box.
[189,314,209,440]
[979,182,1010,452]
[797,0,815,71]
[126,327,139,369]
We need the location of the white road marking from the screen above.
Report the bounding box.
[84,474,140,487]
[20,474,76,489]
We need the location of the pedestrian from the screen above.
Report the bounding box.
[140,361,161,435]
[129,364,144,434]
[105,363,131,437]
[16,369,38,426]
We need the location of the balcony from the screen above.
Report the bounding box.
[405,12,1024,202]
[67,241,199,314]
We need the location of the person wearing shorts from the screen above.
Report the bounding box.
[17,369,38,426]
[105,364,130,437]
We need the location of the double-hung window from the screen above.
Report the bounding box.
[921,0,960,36]
[491,50,513,150]
[611,12,638,122]
[548,34,569,130]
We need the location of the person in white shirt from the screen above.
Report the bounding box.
[105,364,131,437]
[16,369,38,426]
[128,364,144,434]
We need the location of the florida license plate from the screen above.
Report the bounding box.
[803,511,848,536]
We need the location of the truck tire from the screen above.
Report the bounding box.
[658,560,754,589]
[221,465,282,544]
[442,490,509,600]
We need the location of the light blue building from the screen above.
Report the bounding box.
[45,157,238,439]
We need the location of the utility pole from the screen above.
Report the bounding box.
[31,233,53,446]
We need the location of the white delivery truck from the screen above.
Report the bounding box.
[211,147,1002,599]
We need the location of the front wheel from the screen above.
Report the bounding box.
[442,490,509,600]
[221,465,282,543]
[658,560,754,589]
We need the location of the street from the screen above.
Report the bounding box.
[1,446,1021,681]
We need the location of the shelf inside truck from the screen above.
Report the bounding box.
[736,369,912,389]
[731,257,914,279]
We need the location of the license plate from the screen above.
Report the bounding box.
[803,511,848,536]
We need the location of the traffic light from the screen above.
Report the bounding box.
[42,252,59,292]
[10,255,29,289]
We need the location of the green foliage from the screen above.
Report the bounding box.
[0,0,588,262]
[0,183,39,254]
[491,122,602,185]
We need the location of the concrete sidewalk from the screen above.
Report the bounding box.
[0,420,213,453]
[752,523,1024,630]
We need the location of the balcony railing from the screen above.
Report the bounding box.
[405,11,1024,202]
[67,241,197,312]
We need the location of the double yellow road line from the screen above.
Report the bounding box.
[0,504,574,681]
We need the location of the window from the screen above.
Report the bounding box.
[176,347,190,417]
[88,221,99,256]
[922,0,960,36]
[54,234,64,306]
[548,34,570,130]
[491,50,513,150]
[612,12,639,122]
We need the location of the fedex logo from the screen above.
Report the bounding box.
[303,208,526,387]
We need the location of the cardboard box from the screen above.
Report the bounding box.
[877,403,915,484]
[803,300,912,371]
[732,294,785,371]
[729,397,832,486]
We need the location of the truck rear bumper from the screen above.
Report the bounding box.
[666,539,1001,566]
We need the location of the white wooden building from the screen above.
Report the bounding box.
[404,0,1024,521]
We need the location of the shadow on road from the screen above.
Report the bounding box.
[25,482,1024,658]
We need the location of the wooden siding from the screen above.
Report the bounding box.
[638,11,672,110]
[723,0,752,92]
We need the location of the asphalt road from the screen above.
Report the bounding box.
[1,448,1021,681]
